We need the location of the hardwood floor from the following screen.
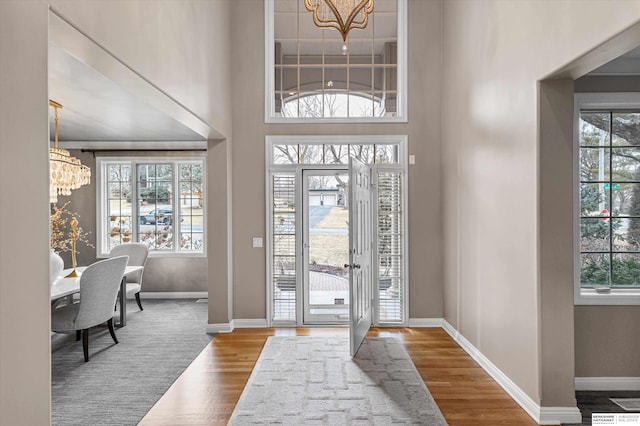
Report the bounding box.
[140,327,547,426]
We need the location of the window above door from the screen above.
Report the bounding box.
[265,0,407,123]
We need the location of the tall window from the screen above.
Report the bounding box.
[97,157,205,256]
[579,111,640,289]
[266,0,407,122]
[377,170,404,322]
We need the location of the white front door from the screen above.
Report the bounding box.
[348,158,373,356]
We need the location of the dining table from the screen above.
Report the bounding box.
[50,265,144,327]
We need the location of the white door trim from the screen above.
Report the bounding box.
[265,135,409,327]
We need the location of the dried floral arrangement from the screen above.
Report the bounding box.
[50,202,94,252]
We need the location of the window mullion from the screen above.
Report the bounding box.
[131,161,138,252]
[173,162,179,254]
[608,111,614,287]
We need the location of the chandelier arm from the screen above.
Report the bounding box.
[304,0,349,41]
[343,0,374,31]
[313,19,346,37]
[322,1,348,32]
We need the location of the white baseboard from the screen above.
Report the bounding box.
[140,291,208,299]
[575,377,640,391]
[408,318,445,327]
[538,407,583,424]
[441,320,582,425]
[205,318,268,334]
[234,319,269,328]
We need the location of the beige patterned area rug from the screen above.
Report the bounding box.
[228,336,448,425]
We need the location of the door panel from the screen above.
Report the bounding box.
[349,158,373,356]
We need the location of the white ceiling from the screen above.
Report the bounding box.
[588,45,640,76]
[49,44,205,143]
[48,11,211,149]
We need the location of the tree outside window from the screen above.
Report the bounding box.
[579,111,640,287]
[100,158,205,255]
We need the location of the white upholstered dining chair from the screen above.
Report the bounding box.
[51,256,128,362]
[109,243,149,311]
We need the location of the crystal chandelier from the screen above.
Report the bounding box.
[49,100,91,203]
[304,0,374,42]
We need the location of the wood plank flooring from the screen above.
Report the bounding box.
[140,327,548,425]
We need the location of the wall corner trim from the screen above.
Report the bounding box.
[441,320,582,424]
[575,377,640,391]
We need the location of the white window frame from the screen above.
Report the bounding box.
[265,134,409,326]
[575,92,640,305]
[96,155,206,258]
[264,0,408,124]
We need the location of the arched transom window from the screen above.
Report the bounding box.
[266,0,407,122]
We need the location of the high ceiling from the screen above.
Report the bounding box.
[48,1,640,148]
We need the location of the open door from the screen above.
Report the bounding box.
[348,157,373,356]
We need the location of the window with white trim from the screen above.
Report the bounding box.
[266,0,407,122]
[267,136,408,325]
[576,93,640,304]
[97,157,205,257]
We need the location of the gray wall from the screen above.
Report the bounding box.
[539,79,577,406]
[0,1,52,424]
[575,306,640,377]
[228,0,444,320]
[441,0,640,407]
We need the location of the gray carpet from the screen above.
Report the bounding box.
[51,298,213,426]
[229,336,448,425]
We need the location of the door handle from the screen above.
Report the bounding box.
[344,263,361,269]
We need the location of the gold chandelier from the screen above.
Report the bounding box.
[49,100,91,204]
[304,0,374,42]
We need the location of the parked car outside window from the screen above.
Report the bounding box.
[139,208,183,225]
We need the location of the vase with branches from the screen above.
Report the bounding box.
[50,202,94,277]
